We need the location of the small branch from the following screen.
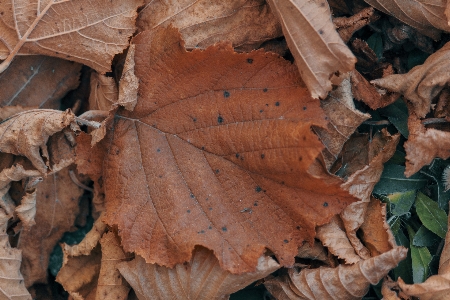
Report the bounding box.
[363,120,390,126]
[75,117,102,129]
[422,118,448,125]
[69,170,93,193]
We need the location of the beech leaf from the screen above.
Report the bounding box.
[0,0,143,73]
[102,26,357,274]
[264,246,408,300]
[267,0,357,99]
[117,247,280,300]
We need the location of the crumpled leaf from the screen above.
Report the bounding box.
[137,0,282,50]
[0,56,81,108]
[0,109,78,173]
[334,7,379,43]
[0,0,143,74]
[117,247,280,300]
[264,246,408,300]
[364,0,450,40]
[102,26,357,274]
[0,209,31,299]
[17,167,83,287]
[96,231,132,300]
[89,73,118,112]
[0,106,37,122]
[267,0,356,99]
[372,42,450,118]
[296,240,333,266]
[396,211,450,299]
[404,113,450,176]
[312,75,370,169]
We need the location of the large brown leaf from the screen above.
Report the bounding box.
[137,0,282,51]
[364,0,450,40]
[267,0,356,99]
[0,0,143,73]
[117,247,280,300]
[264,246,408,300]
[101,26,357,274]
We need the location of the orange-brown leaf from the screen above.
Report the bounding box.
[103,27,357,274]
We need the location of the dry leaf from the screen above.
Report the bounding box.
[96,231,132,300]
[334,7,379,43]
[17,167,83,287]
[0,56,81,108]
[0,0,143,74]
[117,247,280,300]
[0,109,78,173]
[63,214,106,257]
[89,73,118,112]
[381,276,403,300]
[364,0,450,40]
[296,240,332,265]
[404,113,450,176]
[102,26,357,274]
[117,45,138,111]
[137,0,282,50]
[372,42,450,118]
[267,0,356,99]
[0,209,31,299]
[0,106,37,122]
[312,75,370,169]
[264,246,408,300]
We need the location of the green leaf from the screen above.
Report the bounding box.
[407,225,432,283]
[378,98,409,138]
[415,192,448,238]
[413,226,440,247]
[394,229,413,283]
[367,32,383,60]
[387,190,416,216]
[388,215,402,235]
[373,165,427,195]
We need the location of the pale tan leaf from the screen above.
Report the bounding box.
[372,42,450,118]
[89,73,118,112]
[117,247,280,300]
[17,167,83,287]
[96,231,132,300]
[364,0,450,40]
[137,0,282,50]
[0,56,81,108]
[316,215,361,264]
[117,45,138,111]
[0,109,77,173]
[0,0,143,74]
[264,246,408,300]
[312,75,370,169]
[297,240,332,265]
[267,0,356,99]
[0,209,31,299]
[15,189,37,229]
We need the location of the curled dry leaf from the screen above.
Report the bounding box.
[395,206,450,299]
[18,167,83,287]
[381,276,402,300]
[364,0,450,40]
[0,0,143,73]
[334,7,379,43]
[372,42,450,118]
[0,109,77,173]
[89,73,118,112]
[296,240,333,266]
[0,209,31,300]
[312,75,370,169]
[267,0,356,99]
[264,246,408,300]
[0,56,81,108]
[137,0,282,50]
[404,113,450,177]
[96,231,133,300]
[117,247,280,300]
[102,26,357,274]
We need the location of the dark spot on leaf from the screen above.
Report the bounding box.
[302,136,306,141]
[254,202,258,206]
[236,153,240,158]
[158,175,162,178]
[157,148,161,152]
[265,103,269,107]
[205,197,209,201]
[319,29,324,34]
[259,109,263,113]
[208,226,212,230]
[222,227,227,232]
[209,207,212,211]
[218,115,224,123]
[296,226,301,230]
[323,202,328,207]
[298,156,302,161]
[303,106,307,110]
[193,118,197,122]
[215,169,220,174]
[261,154,265,159]
[275,102,280,106]
[223,91,230,98]
[190,193,195,198]
[281,181,285,184]
[247,58,253,64]
[284,240,289,243]
[198,230,205,234]
[119,30,122,34]
[187,210,191,213]
[201,146,205,150]
[115,149,120,155]
[255,186,262,192]
[263,88,268,92]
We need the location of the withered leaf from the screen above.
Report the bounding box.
[0,56,81,108]
[17,167,83,287]
[364,0,450,40]
[0,0,143,74]
[0,109,77,173]
[117,247,280,300]
[0,209,31,300]
[372,42,450,118]
[137,0,282,51]
[264,246,408,300]
[102,27,357,274]
[267,0,356,99]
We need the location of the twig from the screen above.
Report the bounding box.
[69,170,93,193]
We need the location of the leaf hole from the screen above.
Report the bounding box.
[247,58,253,64]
